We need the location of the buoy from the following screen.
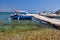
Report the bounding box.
[8,18,11,20]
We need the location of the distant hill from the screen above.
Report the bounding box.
[55,10,60,15]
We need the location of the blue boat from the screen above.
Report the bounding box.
[11,15,32,20]
[10,10,32,20]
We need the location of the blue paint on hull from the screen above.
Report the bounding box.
[11,16,32,20]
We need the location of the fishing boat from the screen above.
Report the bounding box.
[10,10,32,20]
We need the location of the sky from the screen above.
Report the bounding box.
[0,0,60,12]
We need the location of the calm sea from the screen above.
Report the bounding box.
[0,12,60,28]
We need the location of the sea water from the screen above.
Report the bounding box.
[0,12,32,23]
[0,12,60,28]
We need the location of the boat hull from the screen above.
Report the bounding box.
[11,16,32,20]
